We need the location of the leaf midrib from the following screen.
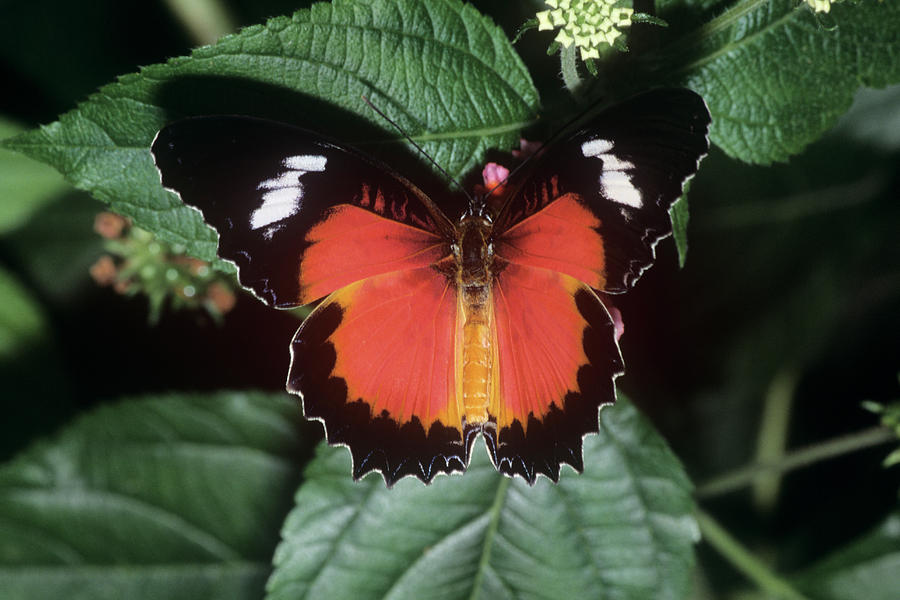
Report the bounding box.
[0,560,268,575]
[666,0,804,77]
[4,487,241,560]
[466,476,510,600]
[264,4,535,110]
[4,118,535,153]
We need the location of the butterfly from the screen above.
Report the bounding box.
[151,88,711,486]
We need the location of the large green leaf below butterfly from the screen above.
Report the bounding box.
[267,397,698,600]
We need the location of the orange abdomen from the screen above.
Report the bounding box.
[460,287,493,425]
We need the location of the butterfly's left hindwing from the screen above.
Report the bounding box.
[289,268,473,484]
[152,116,453,307]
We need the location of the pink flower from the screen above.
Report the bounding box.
[481,163,509,189]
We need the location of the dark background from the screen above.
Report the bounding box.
[1,0,898,594]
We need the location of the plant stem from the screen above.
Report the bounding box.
[559,44,583,96]
[752,369,797,512]
[696,508,811,600]
[697,426,895,498]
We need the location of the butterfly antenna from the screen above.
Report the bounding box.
[361,96,473,202]
[485,96,609,206]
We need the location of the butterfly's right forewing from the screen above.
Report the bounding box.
[495,89,711,293]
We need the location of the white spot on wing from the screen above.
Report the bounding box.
[284,154,327,172]
[251,188,303,229]
[601,171,643,208]
[249,154,327,230]
[581,137,643,209]
[600,154,634,172]
[257,171,301,190]
[581,139,614,156]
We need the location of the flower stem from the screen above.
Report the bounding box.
[559,44,584,96]
[696,426,895,498]
[752,369,797,512]
[696,508,811,600]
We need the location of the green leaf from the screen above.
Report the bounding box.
[792,509,900,600]
[0,117,69,234]
[266,397,697,600]
[831,83,900,151]
[669,0,900,164]
[0,392,307,600]
[1,0,538,262]
[0,266,47,362]
[3,192,105,303]
[669,189,690,268]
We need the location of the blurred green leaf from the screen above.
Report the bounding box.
[3,192,105,303]
[831,84,900,151]
[792,509,900,600]
[1,0,538,262]
[267,397,697,600]
[0,392,306,600]
[0,266,47,361]
[0,117,68,234]
[673,0,900,164]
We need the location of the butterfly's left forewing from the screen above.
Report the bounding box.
[152,116,454,307]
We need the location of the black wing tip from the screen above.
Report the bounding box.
[303,403,473,487]
[484,399,601,486]
[343,417,474,487]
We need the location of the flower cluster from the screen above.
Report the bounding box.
[805,0,834,12]
[537,0,634,59]
[90,212,237,322]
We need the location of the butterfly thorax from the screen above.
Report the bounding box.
[454,212,496,427]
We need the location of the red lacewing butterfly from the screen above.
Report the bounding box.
[151,89,711,486]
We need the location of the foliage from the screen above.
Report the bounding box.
[268,398,695,600]
[0,392,306,600]
[1,0,898,599]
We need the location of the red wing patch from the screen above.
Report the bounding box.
[288,267,471,484]
[298,204,448,303]
[487,261,623,483]
[495,194,606,290]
